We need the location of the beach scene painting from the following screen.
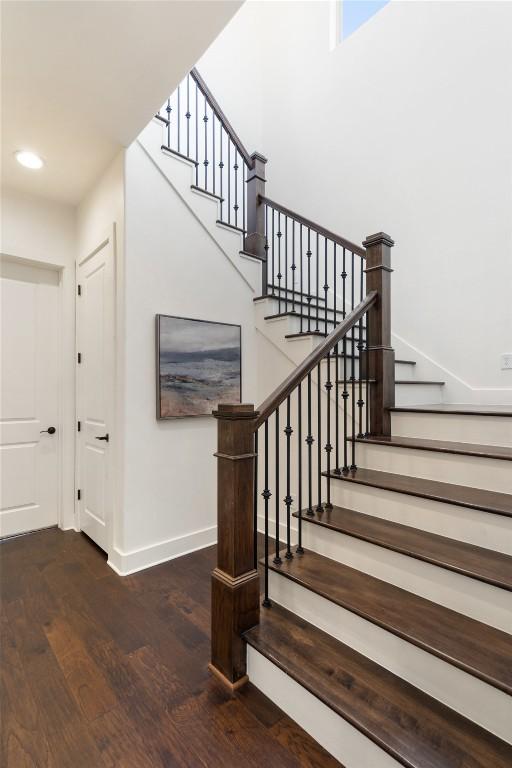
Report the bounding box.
[156,315,241,418]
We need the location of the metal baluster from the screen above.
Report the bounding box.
[277,212,282,312]
[351,252,356,470]
[177,84,181,154]
[325,352,333,508]
[203,95,208,189]
[316,233,320,332]
[212,113,216,197]
[307,229,312,332]
[227,140,231,225]
[342,336,349,473]
[324,238,329,336]
[306,372,314,515]
[284,217,288,313]
[297,382,304,553]
[253,430,258,570]
[299,225,304,332]
[357,256,365,438]
[291,220,296,314]
[166,97,171,148]
[317,363,323,511]
[366,312,371,437]
[234,150,239,227]
[274,407,282,565]
[264,205,269,293]
[284,396,293,559]
[271,208,275,295]
[219,126,224,220]
[186,75,191,157]
[335,341,340,474]
[262,420,271,607]
[195,83,199,185]
[242,163,246,241]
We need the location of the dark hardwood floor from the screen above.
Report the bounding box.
[0,527,341,768]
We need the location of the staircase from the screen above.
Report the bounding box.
[155,71,512,768]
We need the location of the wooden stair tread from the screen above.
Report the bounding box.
[355,434,512,461]
[391,403,512,416]
[293,505,512,590]
[326,467,512,517]
[262,549,512,693]
[244,604,512,768]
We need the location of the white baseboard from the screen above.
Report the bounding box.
[108,524,217,576]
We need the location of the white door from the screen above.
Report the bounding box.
[0,259,61,537]
[76,230,115,552]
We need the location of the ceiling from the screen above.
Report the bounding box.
[1,0,242,204]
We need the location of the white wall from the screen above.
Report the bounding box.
[116,135,258,574]
[1,187,77,528]
[200,0,512,403]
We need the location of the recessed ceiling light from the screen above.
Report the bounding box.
[15,150,44,170]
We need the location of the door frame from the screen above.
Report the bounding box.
[74,224,117,557]
[0,253,68,535]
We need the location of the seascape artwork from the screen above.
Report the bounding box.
[156,315,241,418]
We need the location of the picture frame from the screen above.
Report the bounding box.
[155,314,242,419]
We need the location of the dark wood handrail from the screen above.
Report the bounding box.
[191,68,253,169]
[260,195,366,258]
[255,291,377,428]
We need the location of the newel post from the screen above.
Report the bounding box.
[210,403,260,692]
[244,152,268,292]
[363,232,395,436]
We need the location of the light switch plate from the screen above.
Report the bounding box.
[501,353,512,370]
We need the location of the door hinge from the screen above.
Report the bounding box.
[77,284,82,296]
[77,352,82,364]
[77,420,81,432]
[77,489,81,501]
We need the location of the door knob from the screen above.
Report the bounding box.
[40,426,56,435]
[95,433,109,442]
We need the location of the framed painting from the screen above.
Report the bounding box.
[156,314,242,419]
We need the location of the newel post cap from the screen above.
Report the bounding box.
[362,232,395,249]
[250,151,268,165]
[213,403,259,420]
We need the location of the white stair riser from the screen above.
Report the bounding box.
[391,411,512,446]
[356,442,512,494]
[395,383,444,406]
[329,482,512,555]
[394,362,416,380]
[267,573,512,743]
[301,522,511,633]
[247,646,401,768]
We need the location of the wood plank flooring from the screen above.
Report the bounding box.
[0,527,340,768]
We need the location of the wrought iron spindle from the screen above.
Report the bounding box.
[212,113,216,197]
[253,430,258,570]
[203,95,209,189]
[166,97,171,149]
[274,407,282,564]
[324,238,329,336]
[307,229,312,332]
[284,396,293,559]
[242,163,246,239]
[195,84,199,186]
[284,216,288,313]
[227,140,231,224]
[357,258,365,437]
[351,250,357,471]
[325,352,333,508]
[365,316,371,437]
[271,209,275,295]
[186,75,191,157]
[291,219,296,314]
[219,127,224,219]
[264,205,269,293]
[299,225,304,331]
[277,213,282,311]
[317,363,323,510]
[306,372,314,515]
[342,336,349,473]
[335,341,340,473]
[262,420,271,607]
[234,150,239,227]
[316,233,320,331]
[297,382,304,553]
[177,85,181,154]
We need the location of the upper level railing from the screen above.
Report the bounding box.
[156,68,254,233]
